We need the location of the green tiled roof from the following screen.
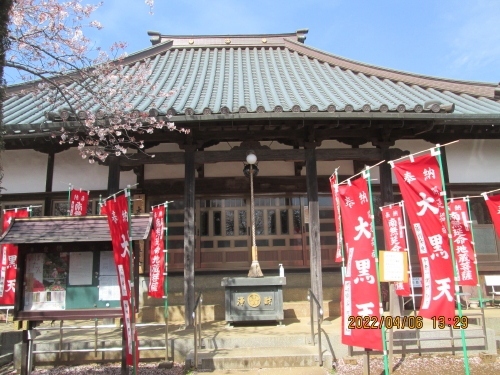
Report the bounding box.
[4,30,500,129]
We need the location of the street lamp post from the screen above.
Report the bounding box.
[245,151,264,278]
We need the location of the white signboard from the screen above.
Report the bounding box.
[98,275,120,301]
[69,252,93,285]
[99,251,117,276]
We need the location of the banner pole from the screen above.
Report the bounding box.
[364,168,390,375]
[164,202,169,362]
[332,169,346,280]
[126,187,138,375]
[465,197,487,320]
[67,184,72,216]
[435,147,470,375]
[399,202,422,354]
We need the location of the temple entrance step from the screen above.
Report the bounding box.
[185,346,333,371]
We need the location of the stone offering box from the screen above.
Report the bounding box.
[221,276,286,325]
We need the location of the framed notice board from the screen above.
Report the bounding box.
[21,243,121,313]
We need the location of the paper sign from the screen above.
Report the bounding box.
[379,250,408,282]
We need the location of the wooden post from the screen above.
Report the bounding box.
[121,319,129,375]
[107,155,120,196]
[352,145,365,174]
[133,165,145,190]
[379,145,399,375]
[305,144,323,314]
[184,146,196,328]
[44,152,55,216]
[440,146,451,196]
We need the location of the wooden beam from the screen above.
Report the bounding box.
[118,148,408,167]
[143,176,340,196]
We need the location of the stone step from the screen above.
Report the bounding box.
[185,346,333,370]
[202,332,310,350]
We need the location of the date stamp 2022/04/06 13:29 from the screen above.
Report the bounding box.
[347,315,469,330]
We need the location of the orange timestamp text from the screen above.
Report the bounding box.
[431,316,469,329]
[348,315,424,329]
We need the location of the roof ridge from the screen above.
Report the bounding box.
[284,38,498,99]
[149,29,309,47]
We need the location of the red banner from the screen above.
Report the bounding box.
[0,208,29,305]
[148,206,165,298]
[329,174,343,263]
[380,204,411,296]
[392,153,455,323]
[69,189,89,216]
[448,200,478,286]
[104,194,139,365]
[484,193,500,239]
[339,176,382,351]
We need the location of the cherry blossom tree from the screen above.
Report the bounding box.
[0,0,14,187]
[1,0,186,164]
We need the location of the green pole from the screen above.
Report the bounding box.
[333,168,346,281]
[465,197,485,309]
[126,187,138,375]
[98,194,103,215]
[365,167,390,375]
[435,147,470,375]
[67,184,72,216]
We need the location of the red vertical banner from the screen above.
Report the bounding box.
[448,200,478,286]
[69,189,89,216]
[392,154,456,323]
[329,174,343,263]
[104,194,139,365]
[484,193,500,239]
[148,206,165,298]
[380,204,411,296]
[339,176,382,351]
[0,208,29,305]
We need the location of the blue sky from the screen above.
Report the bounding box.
[7,0,500,85]
[83,0,500,84]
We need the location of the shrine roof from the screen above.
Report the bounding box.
[0,215,152,244]
[4,29,500,133]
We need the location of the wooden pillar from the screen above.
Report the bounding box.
[107,155,121,195]
[379,147,394,206]
[379,144,399,373]
[133,165,145,190]
[440,146,451,196]
[305,144,323,311]
[184,146,196,328]
[44,152,55,216]
[378,145,402,314]
[352,145,365,174]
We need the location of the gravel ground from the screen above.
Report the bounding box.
[334,354,500,374]
[0,355,498,375]
[0,362,185,375]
